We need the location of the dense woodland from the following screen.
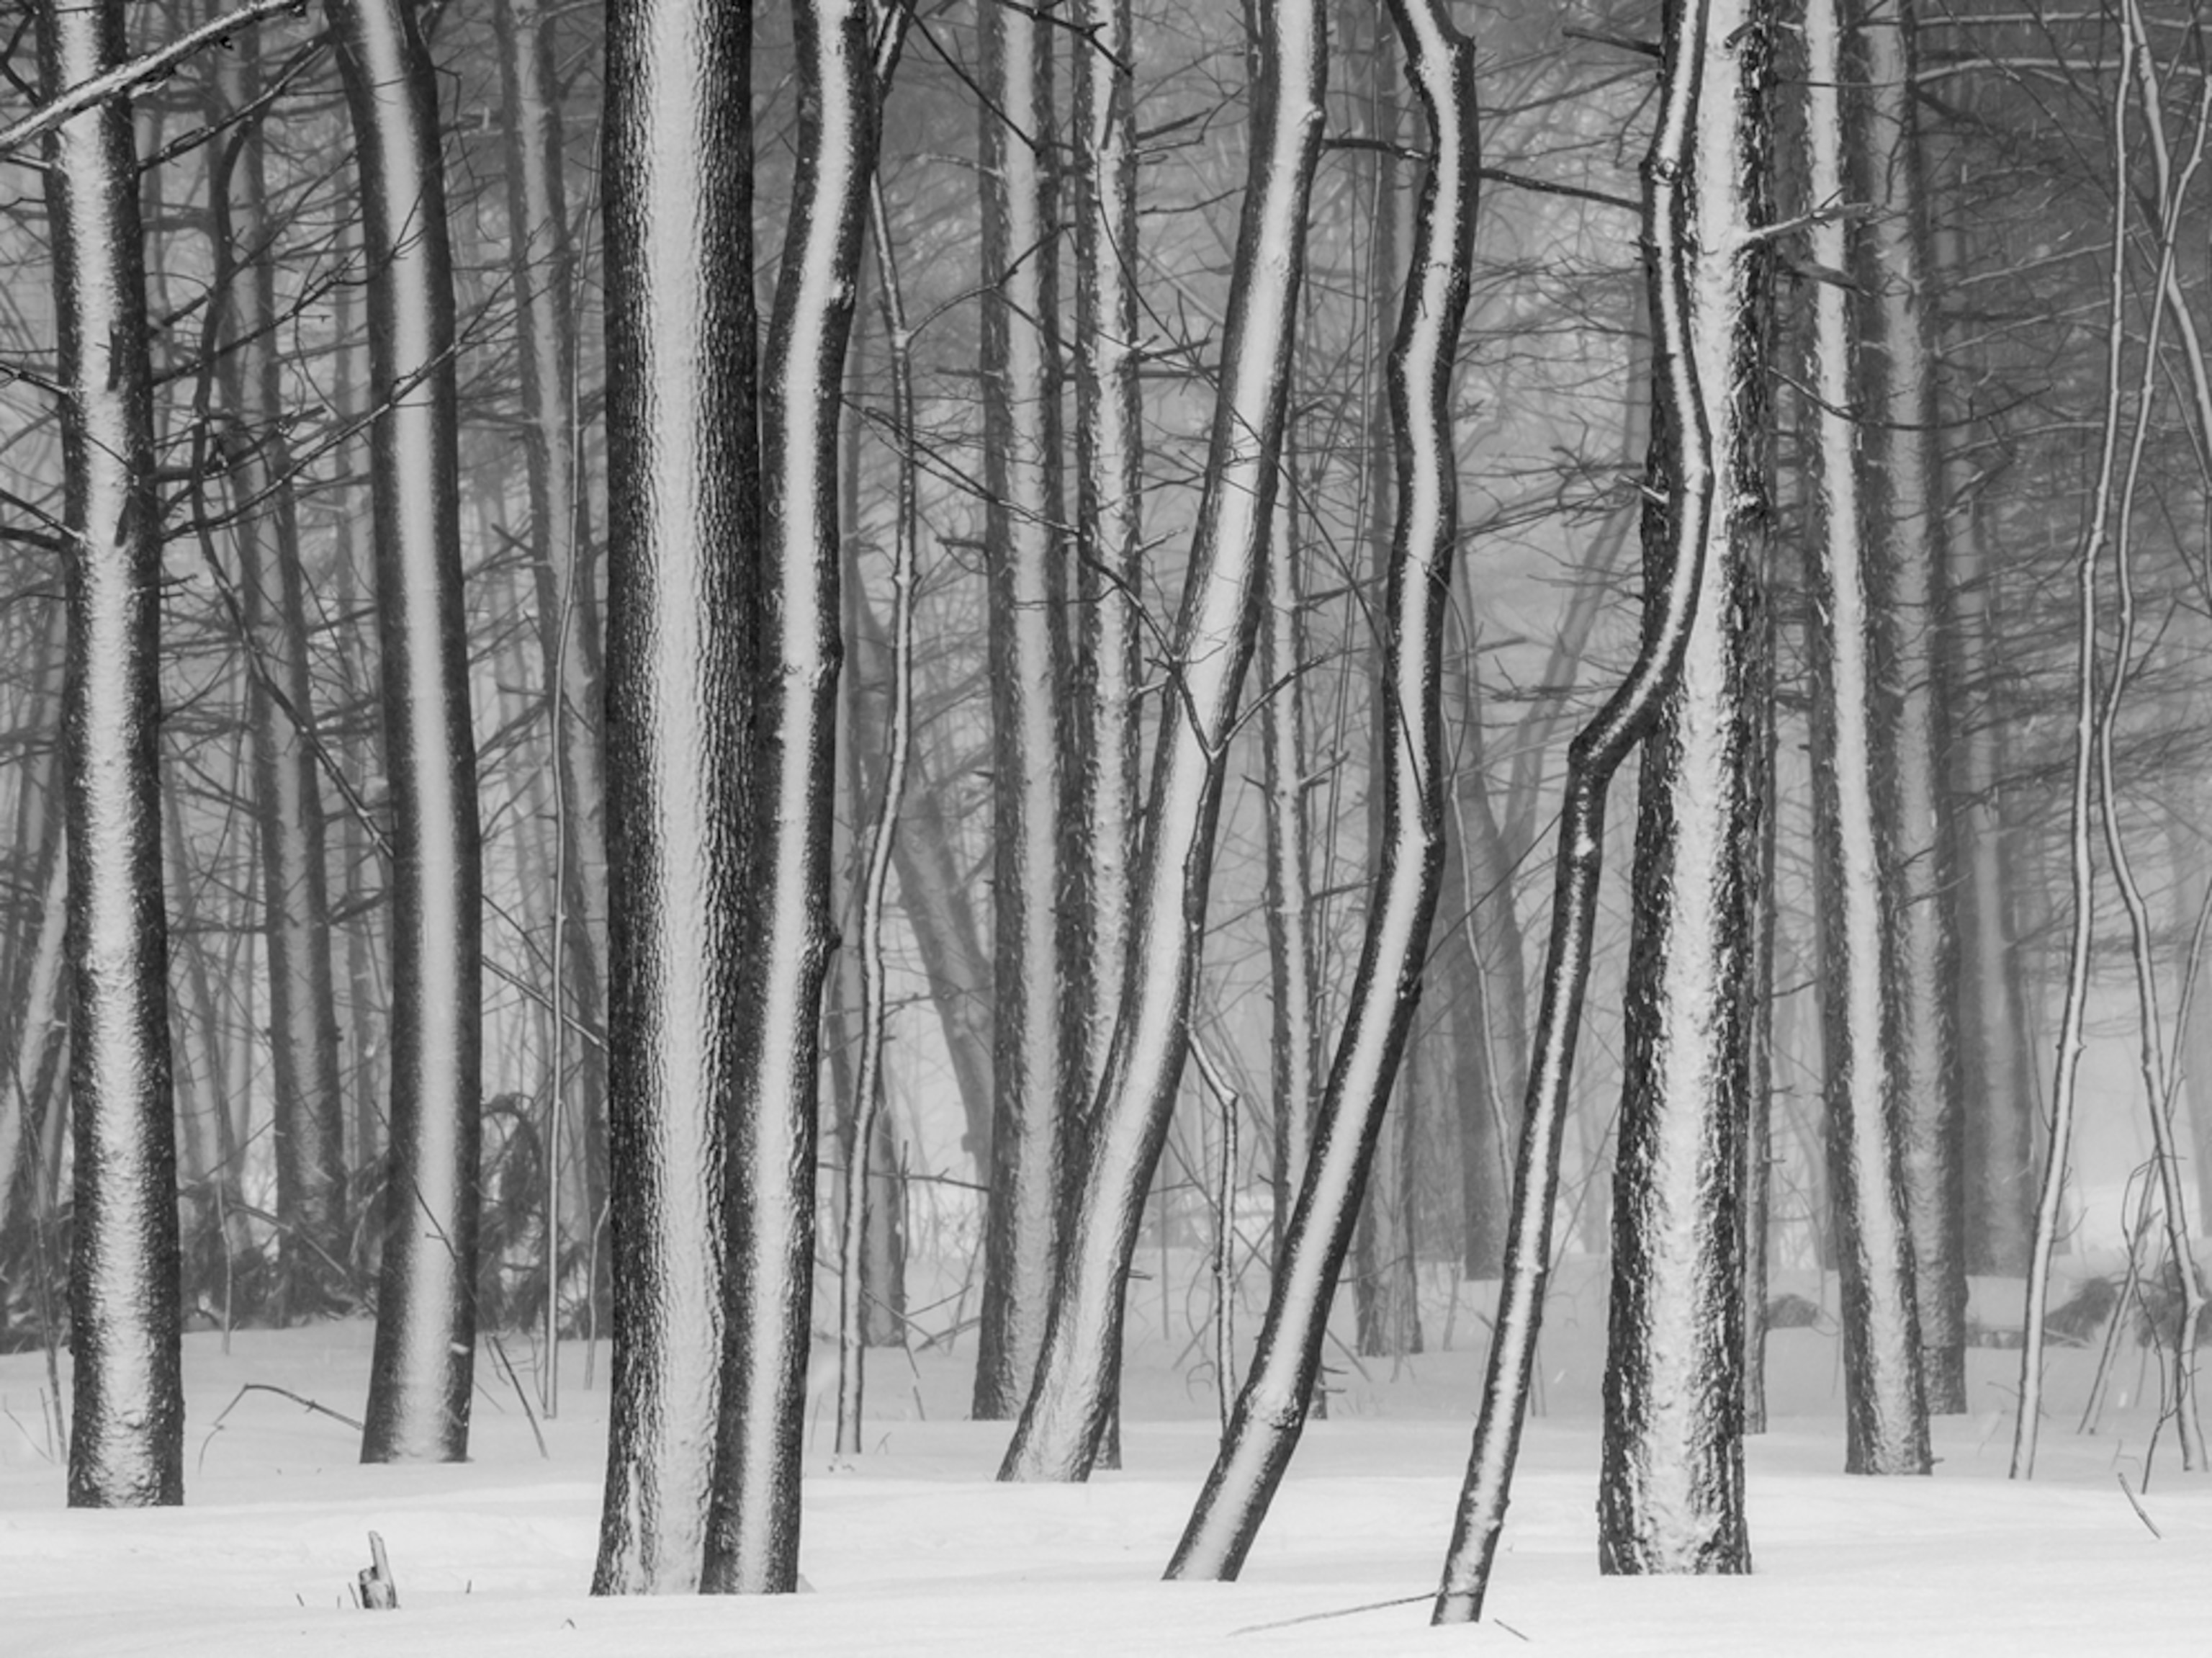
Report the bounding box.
[1,0,2210,1621]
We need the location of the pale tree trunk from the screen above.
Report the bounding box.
[1804,0,1929,1477]
[2180,826,2212,1230]
[0,802,66,1249]
[1434,0,1717,1613]
[1259,483,1320,1250]
[208,26,348,1319]
[998,0,1326,1482]
[1856,0,1966,1415]
[1742,601,1778,1436]
[1071,0,1143,1112]
[589,0,753,1592]
[493,0,611,1328]
[328,0,485,1464]
[1163,0,1473,1575]
[38,0,183,1506]
[1598,0,1771,1573]
[890,750,994,1166]
[972,0,1075,1422]
[699,0,876,1593]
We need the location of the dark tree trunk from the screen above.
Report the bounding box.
[591,0,755,1595]
[40,0,184,1507]
[1803,0,1930,1476]
[1163,0,1473,1576]
[998,0,1326,1484]
[208,28,349,1319]
[330,0,486,1465]
[971,0,1074,1422]
[699,0,876,1594]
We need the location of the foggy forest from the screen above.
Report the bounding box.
[2,0,2211,1649]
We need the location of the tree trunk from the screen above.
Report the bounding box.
[1434,0,1718,1613]
[998,0,1326,1484]
[1803,0,1929,1477]
[39,0,184,1505]
[591,0,755,1593]
[208,26,349,1319]
[888,750,994,1172]
[699,0,876,1594]
[1164,0,1473,1575]
[328,0,485,1466]
[1856,0,1966,1416]
[972,0,1075,1422]
[1598,0,1771,1573]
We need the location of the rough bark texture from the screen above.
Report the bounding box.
[41,0,184,1508]
[1803,0,1930,1477]
[698,0,875,1592]
[1163,0,1473,1577]
[1434,0,1716,1612]
[1856,0,1966,1415]
[998,0,1326,1483]
[1596,0,1768,1574]
[972,0,1074,1422]
[591,0,752,1594]
[331,0,486,1466]
[209,29,349,1318]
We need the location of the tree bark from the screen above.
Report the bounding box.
[998,0,1326,1484]
[1163,0,1473,1576]
[1803,0,1930,1477]
[699,0,876,1593]
[591,0,755,1593]
[972,0,1075,1422]
[1598,0,1771,1572]
[39,0,184,1506]
[330,0,485,1465]
[1856,0,1966,1415]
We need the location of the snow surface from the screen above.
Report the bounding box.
[5,1263,2208,1655]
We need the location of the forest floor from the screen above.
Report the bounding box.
[3,1258,2208,1654]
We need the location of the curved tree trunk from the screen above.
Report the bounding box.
[998,0,1327,1484]
[209,25,349,1320]
[972,0,1074,1422]
[588,0,753,1594]
[1597,0,1772,1573]
[39,0,184,1507]
[328,0,485,1466]
[1804,0,1929,1477]
[1163,0,1473,1577]
[699,0,877,1594]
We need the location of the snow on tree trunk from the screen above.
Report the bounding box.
[330,0,486,1465]
[997,0,1326,1484]
[699,0,876,1593]
[39,0,184,1507]
[1072,0,1144,1116]
[493,0,611,1315]
[1433,0,1718,1616]
[1856,0,1966,1416]
[1742,619,1779,1438]
[591,0,755,1593]
[1162,0,1473,1577]
[972,0,1074,1422]
[208,30,349,1320]
[1596,0,1770,1574]
[1803,0,1930,1478]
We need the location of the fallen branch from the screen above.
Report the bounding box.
[196,1382,362,1471]
[2116,1469,2162,1538]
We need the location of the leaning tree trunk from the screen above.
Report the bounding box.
[1163,0,1474,1577]
[39,0,184,1507]
[1432,0,1717,1614]
[698,0,876,1595]
[1803,0,1929,1477]
[1856,0,1966,1416]
[997,0,1326,1484]
[971,0,1076,1422]
[330,0,487,1466]
[493,0,611,1336]
[1597,0,1772,1574]
[588,0,754,1595]
[209,26,349,1320]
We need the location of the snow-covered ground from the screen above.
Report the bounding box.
[4,1261,2208,1655]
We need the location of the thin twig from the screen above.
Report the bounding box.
[2116,1469,2162,1537]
